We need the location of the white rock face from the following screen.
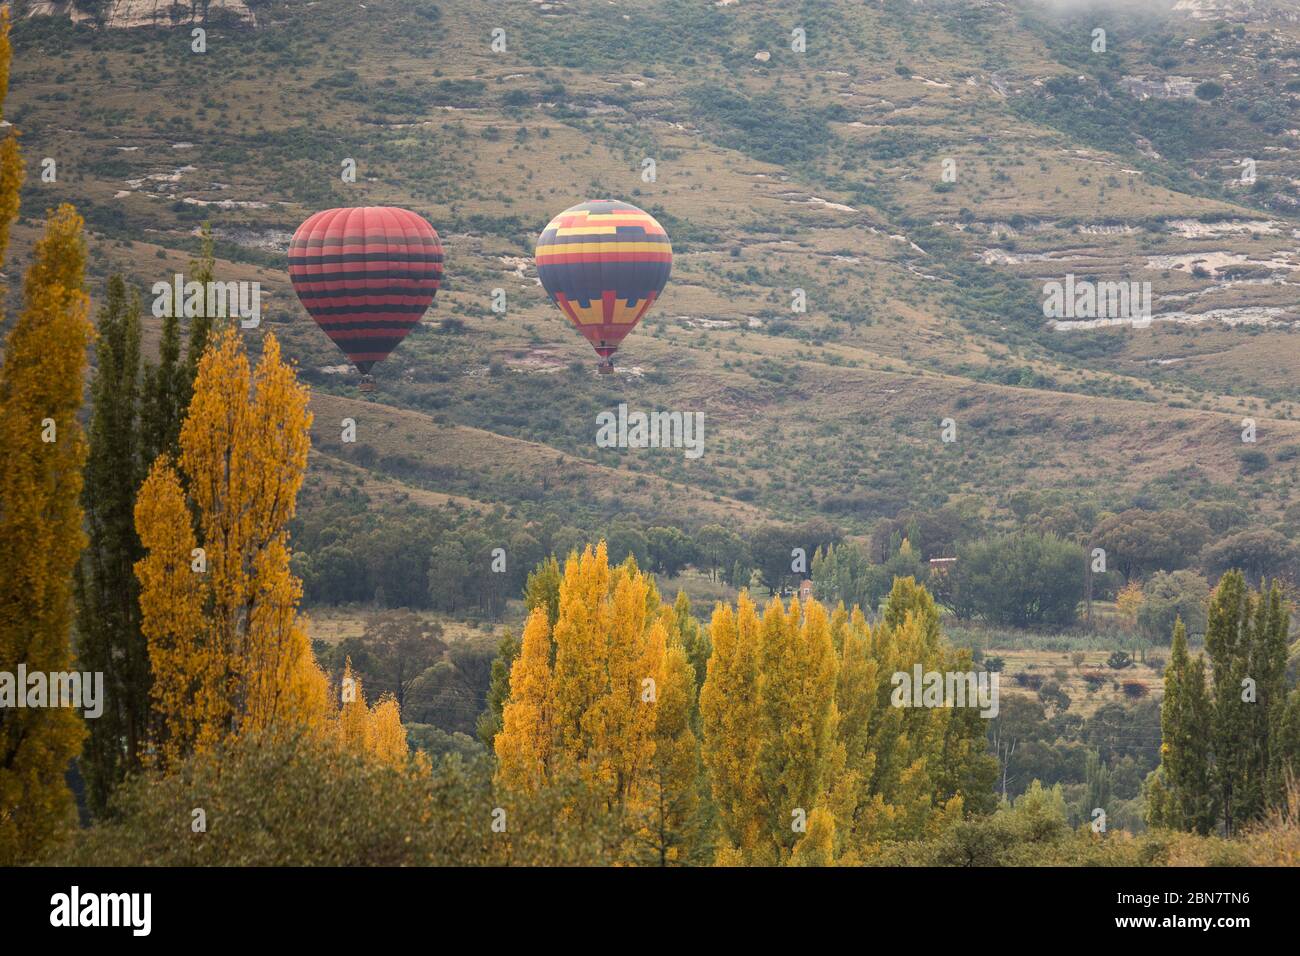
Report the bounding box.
[24,0,255,29]
[1173,0,1300,23]
[1119,75,1199,100]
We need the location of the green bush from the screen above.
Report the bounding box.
[51,733,619,866]
[952,532,1085,628]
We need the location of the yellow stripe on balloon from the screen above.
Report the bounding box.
[536,241,669,257]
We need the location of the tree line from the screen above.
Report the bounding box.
[293,483,1300,639]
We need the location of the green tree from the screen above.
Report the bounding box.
[523,555,561,627]
[1137,570,1209,645]
[477,629,521,748]
[427,537,468,612]
[1148,619,1216,834]
[1083,750,1111,823]
[179,223,217,412]
[74,276,152,815]
[646,526,695,577]
[360,610,444,712]
[1203,573,1289,834]
[140,223,217,466]
[955,532,1085,628]
[1200,530,1294,588]
[1091,509,1210,582]
[695,523,744,582]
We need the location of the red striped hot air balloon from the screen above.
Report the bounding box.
[288,206,443,390]
[535,199,671,373]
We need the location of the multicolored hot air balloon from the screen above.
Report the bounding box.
[288,206,443,390]
[535,199,671,373]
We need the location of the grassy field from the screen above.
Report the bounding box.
[306,606,509,647]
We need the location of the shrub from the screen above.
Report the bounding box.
[50,733,620,866]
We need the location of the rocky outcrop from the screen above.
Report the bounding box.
[23,0,256,29]
[1120,75,1199,101]
[1172,0,1300,23]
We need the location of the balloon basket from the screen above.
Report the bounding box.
[358,375,376,394]
[597,360,615,375]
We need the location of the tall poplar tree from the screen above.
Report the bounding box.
[181,224,216,405]
[139,296,182,468]
[0,196,94,862]
[74,276,152,815]
[700,594,841,865]
[134,329,330,764]
[140,223,216,466]
[698,594,763,856]
[546,544,666,807]
[1244,580,1288,820]
[494,608,554,790]
[1205,571,1263,835]
[631,636,705,865]
[495,544,671,860]
[1148,619,1216,834]
[668,590,708,698]
[1156,575,1294,834]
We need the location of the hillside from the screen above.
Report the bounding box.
[7,0,1300,546]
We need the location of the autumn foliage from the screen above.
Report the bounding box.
[492,543,996,865]
[0,204,93,863]
[0,8,96,864]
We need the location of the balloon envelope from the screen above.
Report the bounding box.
[535,199,671,367]
[289,206,443,374]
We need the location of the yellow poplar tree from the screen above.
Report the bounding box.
[494,607,554,791]
[699,594,764,854]
[495,543,667,824]
[366,695,409,768]
[841,578,986,854]
[701,593,840,865]
[332,657,410,767]
[835,606,880,794]
[758,596,841,863]
[135,329,329,763]
[548,544,665,805]
[0,201,93,863]
[0,9,18,259]
[631,637,703,865]
[702,577,989,865]
[336,657,371,752]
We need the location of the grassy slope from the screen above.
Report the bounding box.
[5,0,1300,538]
